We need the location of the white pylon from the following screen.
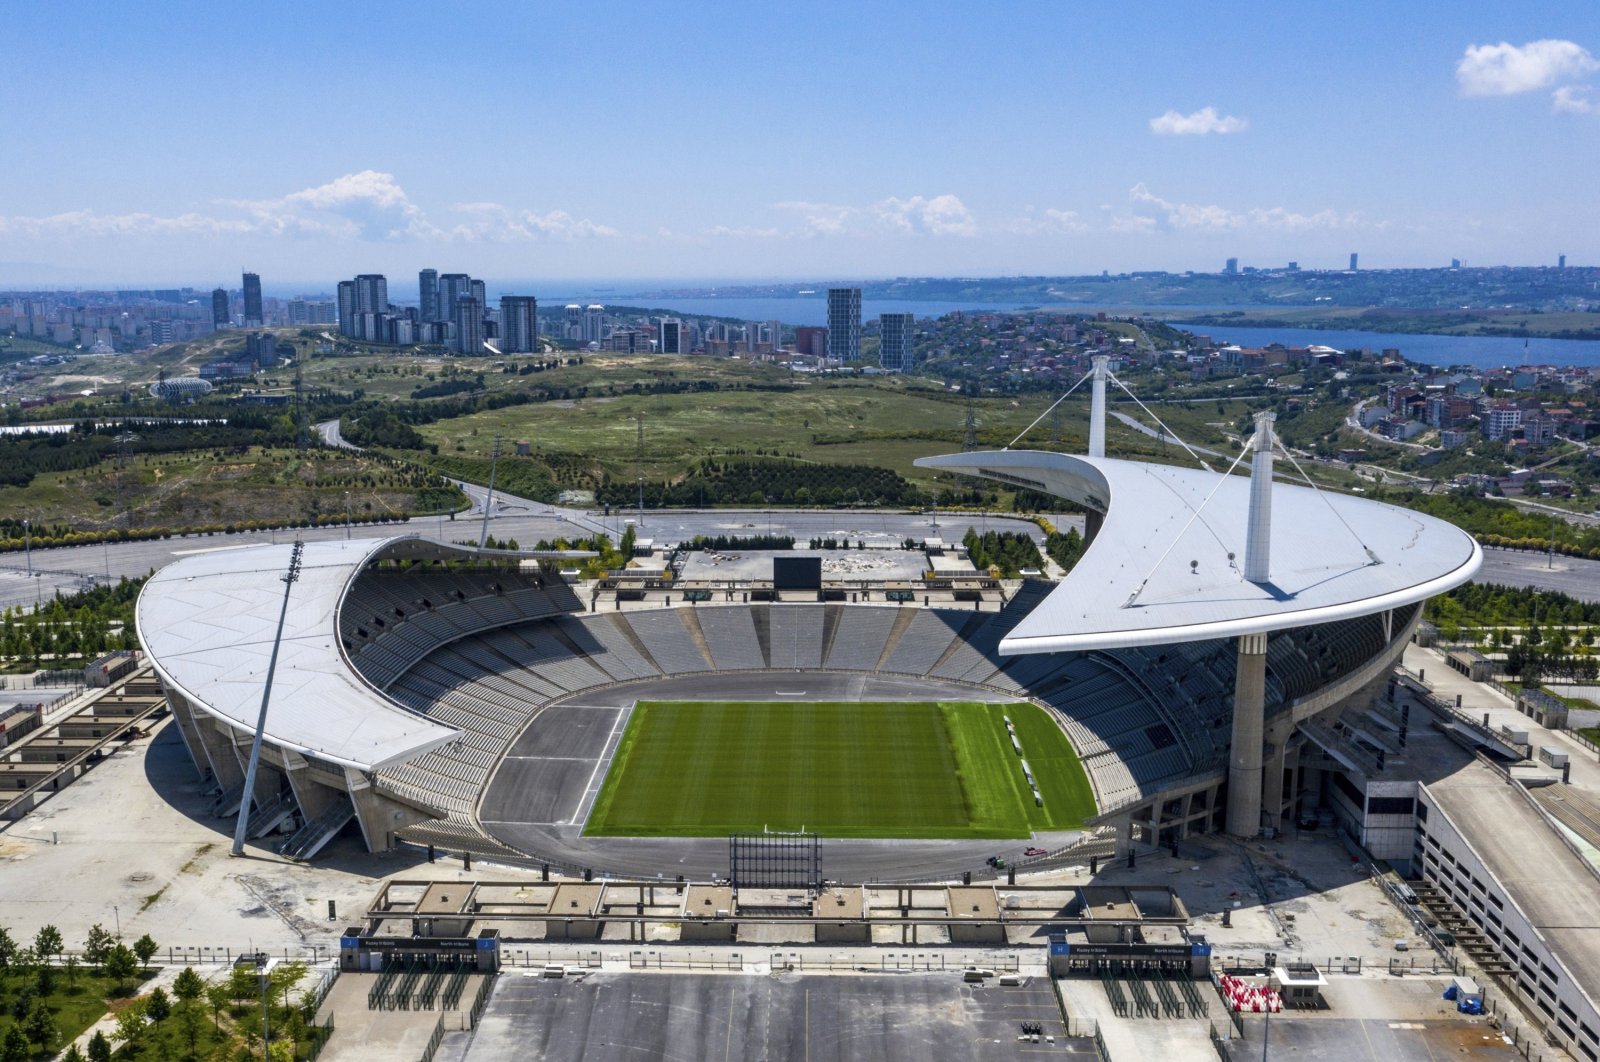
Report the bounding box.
[1244,411,1276,583]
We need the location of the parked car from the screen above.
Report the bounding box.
[1024,847,1048,857]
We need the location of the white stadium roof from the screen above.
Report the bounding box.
[915,451,1481,654]
[137,537,466,771]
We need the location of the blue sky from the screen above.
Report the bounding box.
[2,1,1597,287]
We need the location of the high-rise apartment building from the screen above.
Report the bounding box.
[766,319,783,351]
[437,274,472,322]
[1349,253,1359,271]
[242,272,263,325]
[418,269,439,322]
[499,296,539,353]
[453,296,484,354]
[337,281,355,336]
[211,288,229,329]
[353,274,388,316]
[658,318,682,354]
[879,312,915,372]
[826,288,861,363]
[1224,257,1239,275]
[582,304,606,345]
[470,279,486,312]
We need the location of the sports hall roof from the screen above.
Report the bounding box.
[915,451,1481,654]
[136,536,566,771]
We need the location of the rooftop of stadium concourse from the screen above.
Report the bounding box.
[136,535,594,771]
[676,547,940,584]
[914,451,1481,653]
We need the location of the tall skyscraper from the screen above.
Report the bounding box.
[453,296,484,354]
[418,269,439,321]
[1224,257,1239,275]
[1349,252,1359,271]
[658,318,682,354]
[499,296,539,353]
[470,279,486,312]
[826,288,861,363]
[582,304,606,345]
[242,272,263,325]
[879,312,915,372]
[353,274,388,316]
[337,281,355,336]
[211,288,229,329]
[766,319,783,351]
[437,274,471,322]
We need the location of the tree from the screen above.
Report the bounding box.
[112,1001,146,1049]
[62,1045,86,1062]
[132,933,158,971]
[206,983,231,1031]
[173,966,204,1003]
[23,998,56,1051]
[0,1026,30,1062]
[87,1030,113,1062]
[84,924,114,967]
[104,943,137,992]
[176,1000,204,1057]
[0,926,14,969]
[145,986,171,1023]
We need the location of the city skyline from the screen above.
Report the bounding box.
[2,1,1598,284]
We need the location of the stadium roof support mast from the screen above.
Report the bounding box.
[1229,411,1277,838]
[1088,355,1109,458]
[232,541,303,857]
[1244,412,1276,583]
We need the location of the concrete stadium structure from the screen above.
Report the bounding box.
[135,406,1481,877]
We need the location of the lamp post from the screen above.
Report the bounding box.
[344,491,351,541]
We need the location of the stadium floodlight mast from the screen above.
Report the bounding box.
[232,541,304,857]
[478,435,502,550]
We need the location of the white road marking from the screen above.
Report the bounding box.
[570,703,634,826]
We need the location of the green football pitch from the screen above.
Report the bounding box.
[583,700,1096,839]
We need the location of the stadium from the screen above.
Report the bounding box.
[134,396,1483,884]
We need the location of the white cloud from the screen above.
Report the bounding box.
[773,200,858,236]
[231,170,436,240]
[0,210,255,238]
[1456,39,1598,96]
[1553,85,1596,114]
[1006,208,1088,235]
[873,194,977,236]
[447,201,619,241]
[1121,183,1380,233]
[1149,106,1248,136]
[0,172,617,245]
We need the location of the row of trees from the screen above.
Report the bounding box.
[0,922,158,1060]
[962,528,1044,578]
[0,576,144,670]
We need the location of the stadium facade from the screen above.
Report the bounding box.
[137,414,1479,870]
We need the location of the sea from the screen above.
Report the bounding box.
[1165,322,1600,371]
[543,292,1600,370]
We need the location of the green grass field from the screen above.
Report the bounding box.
[584,700,1096,839]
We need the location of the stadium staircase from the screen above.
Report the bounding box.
[279,795,355,861]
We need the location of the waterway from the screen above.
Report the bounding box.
[546,294,1043,325]
[1167,322,1600,370]
[557,295,1600,369]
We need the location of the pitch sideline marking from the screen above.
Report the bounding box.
[569,702,634,827]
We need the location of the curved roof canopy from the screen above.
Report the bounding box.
[137,535,551,771]
[915,451,1481,654]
